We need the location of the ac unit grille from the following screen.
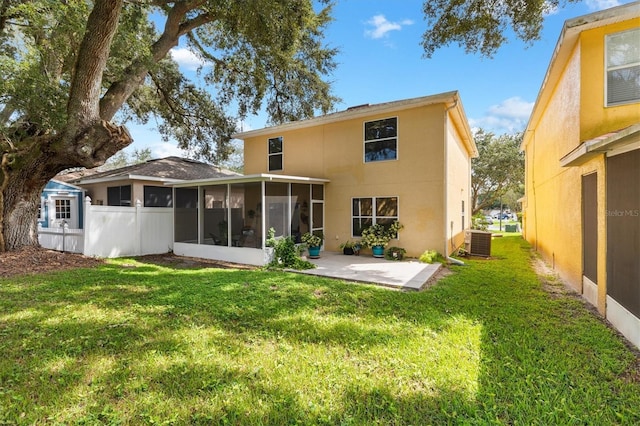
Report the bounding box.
[465,231,492,257]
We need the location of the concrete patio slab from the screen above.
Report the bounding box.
[294,251,441,290]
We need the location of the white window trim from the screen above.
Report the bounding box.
[363,116,399,163]
[351,196,400,238]
[604,28,640,107]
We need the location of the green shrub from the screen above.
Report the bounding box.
[419,249,444,264]
[266,228,315,270]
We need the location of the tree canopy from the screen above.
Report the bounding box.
[471,130,524,215]
[0,0,338,163]
[0,0,338,251]
[421,0,580,57]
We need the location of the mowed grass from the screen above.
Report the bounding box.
[1,237,638,425]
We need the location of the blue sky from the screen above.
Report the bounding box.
[127,0,634,160]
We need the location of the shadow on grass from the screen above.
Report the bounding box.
[1,236,638,424]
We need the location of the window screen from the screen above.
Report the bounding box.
[606,28,640,106]
[107,185,132,206]
[144,186,172,207]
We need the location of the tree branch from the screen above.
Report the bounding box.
[67,0,124,132]
[99,1,212,120]
[178,11,213,36]
[186,33,228,69]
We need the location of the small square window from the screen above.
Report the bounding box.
[55,199,71,220]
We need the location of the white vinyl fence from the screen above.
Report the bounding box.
[38,226,84,254]
[39,197,173,258]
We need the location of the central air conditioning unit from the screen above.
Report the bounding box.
[464,230,492,257]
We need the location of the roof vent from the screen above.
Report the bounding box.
[347,103,370,111]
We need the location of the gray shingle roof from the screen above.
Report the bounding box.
[57,156,240,184]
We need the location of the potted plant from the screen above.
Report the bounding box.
[301,231,324,258]
[339,240,361,255]
[360,221,403,258]
[385,246,406,261]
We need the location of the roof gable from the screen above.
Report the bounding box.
[44,179,85,192]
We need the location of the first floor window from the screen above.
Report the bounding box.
[107,185,132,206]
[144,186,172,207]
[352,196,399,237]
[268,136,283,171]
[606,28,640,106]
[55,199,71,220]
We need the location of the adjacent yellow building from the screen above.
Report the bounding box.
[521,2,640,348]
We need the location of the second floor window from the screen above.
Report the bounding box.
[268,136,283,171]
[364,117,397,163]
[605,28,640,106]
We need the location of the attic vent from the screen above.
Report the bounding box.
[347,103,370,110]
[464,230,492,257]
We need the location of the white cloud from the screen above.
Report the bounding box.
[470,97,534,134]
[364,15,414,39]
[169,47,207,71]
[144,141,189,159]
[487,97,534,119]
[585,0,621,11]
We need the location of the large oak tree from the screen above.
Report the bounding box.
[0,0,337,251]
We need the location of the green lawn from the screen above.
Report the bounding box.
[1,237,638,425]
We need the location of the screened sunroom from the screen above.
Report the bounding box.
[171,174,329,266]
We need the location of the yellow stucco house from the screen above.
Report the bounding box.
[521,2,640,349]
[171,91,477,266]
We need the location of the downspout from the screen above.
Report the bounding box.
[443,99,465,266]
[529,129,538,251]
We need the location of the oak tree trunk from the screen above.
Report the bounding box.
[1,121,133,251]
[0,0,136,252]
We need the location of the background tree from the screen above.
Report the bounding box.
[100,148,153,171]
[0,0,337,251]
[421,0,580,57]
[471,130,524,215]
